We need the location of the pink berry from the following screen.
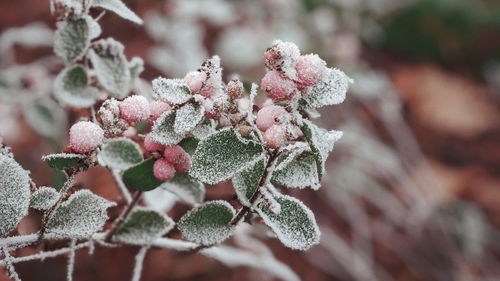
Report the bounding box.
[184,71,206,93]
[119,95,150,123]
[237,98,250,114]
[69,121,104,153]
[255,105,287,132]
[295,54,327,86]
[263,125,287,149]
[261,71,296,100]
[148,100,171,125]
[153,159,176,181]
[163,145,191,173]
[144,133,165,152]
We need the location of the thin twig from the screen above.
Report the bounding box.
[131,247,149,281]
[111,169,132,204]
[104,191,143,242]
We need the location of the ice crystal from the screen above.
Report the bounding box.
[150,111,184,145]
[0,154,31,236]
[30,187,59,211]
[152,78,192,105]
[69,121,104,154]
[174,104,204,135]
[272,154,320,190]
[114,208,174,245]
[45,190,116,238]
[232,159,266,207]
[302,68,351,108]
[178,200,235,245]
[119,95,150,123]
[97,137,143,171]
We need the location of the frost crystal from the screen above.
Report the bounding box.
[174,104,204,135]
[114,208,174,245]
[91,0,143,25]
[0,154,31,236]
[272,154,320,190]
[42,153,85,170]
[232,159,266,207]
[152,78,192,105]
[69,121,104,154]
[53,64,100,108]
[178,200,235,245]
[189,129,265,184]
[160,173,205,206]
[256,194,320,250]
[97,137,143,171]
[45,190,116,238]
[295,54,327,86]
[30,187,59,210]
[302,68,351,108]
[119,95,150,123]
[54,17,91,64]
[151,111,184,145]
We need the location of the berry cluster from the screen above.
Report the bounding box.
[145,135,191,181]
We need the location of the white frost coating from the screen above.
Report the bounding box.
[303,68,352,108]
[67,239,76,281]
[87,17,102,40]
[272,154,320,190]
[30,187,59,210]
[97,137,143,171]
[255,194,320,251]
[151,111,184,145]
[174,104,204,135]
[160,173,205,206]
[202,246,301,281]
[45,190,116,239]
[24,98,68,140]
[131,246,149,281]
[178,200,235,245]
[199,55,224,97]
[152,78,192,105]
[269,40,300,80]
[0,154,31,237]
[54,16,92,64]
[143,188,177,213]
[92,0,143,25]
[88,38,131,99]
[113,207,174,246]
[232,159,265,207]
[54,64,100,108]
[191,123,216,140]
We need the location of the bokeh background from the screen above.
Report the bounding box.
[1,0,500,280]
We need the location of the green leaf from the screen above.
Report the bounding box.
[24,98,68,142]
[0,154,31,236]
[91,0,143,25]
[123,159,163,191]
[114,208,174,245]
[46,190,116,238]
[178,201,235,245]
[160,173,205,206]
[88,38,131,99]
[30,187,59,210]
[178,137,199,155]
[301,120,342,179]
[255,194,320,250]
[42,153,85,170]
[174,103,204,135]
[98,137,143,171]
[272,153,320,190]
[302,68,351,109]
[152,78,192,105]
[151,111,184,145]
[54,17,91,64]
[232,159,265,207]
[189,129,264,184]
[53,64,100,108]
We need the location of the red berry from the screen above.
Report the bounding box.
[263,125,287,149]
[255,105,287,132]
[295,54,327,86]
[69,121,104,153]
[261,71,296,100]
[163,145,191,173]
[119,95,150,123]
[153,159,176,181]
[148,100,171,125]
[144,133,165,152]
[184,71,206,93]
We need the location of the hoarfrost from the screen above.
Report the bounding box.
[302,68,352,108]
[23,98,68,141]
[143,188,177,213]
[232,159,265,207]
[0,154,31,236]
[54,17,91,64]
[255,194,320,250]
[97,137,143,171]
[45,190,116,238]
[150,111,184,145]
[91,0,143,25]
[54,64,100,108]
[42,153,84,170]
[30,187,59,211]
[178,200,235,245]
[272,154,320,190]
[152,78,192,105]
[160,173,205,206]
[174,104,204,135]
[114,207,174,245]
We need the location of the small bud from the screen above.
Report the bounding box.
[119,95,150,124]
[153,159,176,181]
[148,100,171,125]
[184,71,207,93]
[264,41,300,71]
[255,105,287,132]
[261,71,296,100]
[263,125,287,149]
[295,54,327,86]
[144,133,165,152]
[226,79,244,99]
[69,121,104,153]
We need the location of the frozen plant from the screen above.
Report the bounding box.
[0,1,351,281]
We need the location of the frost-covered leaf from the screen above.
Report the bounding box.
[301,120,342,179]
[30,187,58,210]
[42,153,85,170]
[45,190,116,238]
[54,17,91,64]
[302,68,351,109]
[128,57,144,91]
[178,201,235,245]
[178,137,199,155]
[189,129,265,184]
[191,122,216,140]
[256,194,320,250]
[123,159,163,191]
[232,159,265,207]
[91,0,143,25]
[160,173,205,206]
[174,104,204,135]
[89,38,131,99]
[97,137,143,171]
[151,111,184,145]
[152,78,191,105]
[54,64,100,108]
[272,153,320,190]
[24,98,68,141]
[114,208,174,245]
[0,154,31,236]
